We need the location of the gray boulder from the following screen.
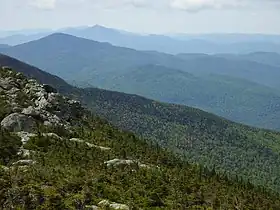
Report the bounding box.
[12,159,36,166]
[22,106,40,117]
[98,200,129,210]
[104,159,150,169]
[70,138,111,151]
[1,113,37,132]
[16,132,37,144]
[85,205,99,210]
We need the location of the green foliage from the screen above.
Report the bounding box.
[1,115,280,209]
[0,97,21,165]
[0,96,11,120]
[79,87,280,193]
[91,64,280,131]
[2,55,280,208]
[0,128,21,165]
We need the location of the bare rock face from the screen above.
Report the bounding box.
[104,159,150,169]
[16,132,37,144]
[22,106,40,117]
[1,113,37,132]
[0,77,16,90]
[85,205,99,210]
[98,200,129,210]
[12,159,36,166]
[70,138,111,151]
[0,67,86,132]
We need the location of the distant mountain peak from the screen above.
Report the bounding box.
[44,32,74,38]
[91,24,116,31]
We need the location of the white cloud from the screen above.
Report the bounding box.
[25,0,280,11]
[28,0,56,9]
[170,0,242,11]
[93,0,249,11]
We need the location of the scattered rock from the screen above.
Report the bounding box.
[69,138,111,151]
[110,203,130,210]
[0,77,14,90]
[98,200,129,210]
[12,106,22,113]
[42,133,62,140]
[1,113,37,132]
[16,132,37,144]
[7,87,20,95]
[98,200,111,207]
[1,67,86,138]
[85,205,100,210]
[17,149,34,158]
[22,106,40,117]
[12,159,36,166]
[104,159,150,169]
[35,94,49,110]
[40,111,63,126]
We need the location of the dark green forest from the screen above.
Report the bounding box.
[1,87,280,209]
[78,87,280,193]
[2,56,280,209]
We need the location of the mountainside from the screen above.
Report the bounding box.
[1,33,184,81]
[96,64,280,130]
[176,53,280,89]
[0,33,49,46]
[0,54,71,91]
[2,55,280,194]
[2,65,280,209]
[3,33,280,89]
[2,35,280,131]
[171,33,280,43]
[216,52,280,68]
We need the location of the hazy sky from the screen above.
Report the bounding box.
[1,0,280,34]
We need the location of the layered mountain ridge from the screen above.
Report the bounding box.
[2,54,280,195]
[2,62,280,209]
[2,34,280,131]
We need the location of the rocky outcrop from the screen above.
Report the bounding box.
[85,205,99,210]
[1,113,37,132]
[0,66,86,132]
[42,132,62,140]
[17,149,33,158]
[98,200,129,210]
[104,159,150,169]
[22,106,40,117]
[12,160,36,166]
[16,132,37,144]
[70,138,111,151]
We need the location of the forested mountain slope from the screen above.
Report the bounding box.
[216,52,280,68]
[175,53,280,89]
[2,54,280,194]
[95,64,280,131]
[2,33,280,89]
[1,66,280,209]
[1,35,280,132]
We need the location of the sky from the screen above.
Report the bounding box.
[1,0,280,34]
